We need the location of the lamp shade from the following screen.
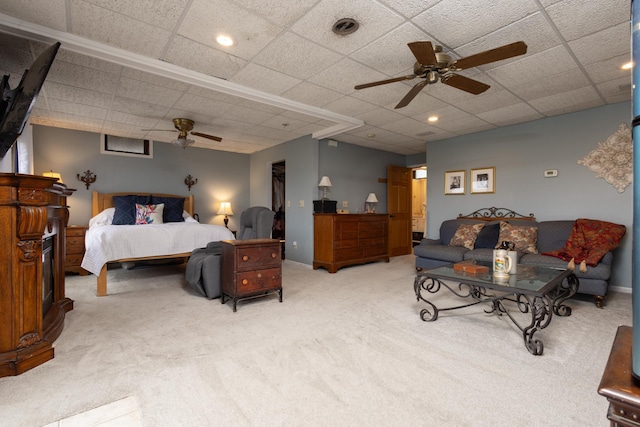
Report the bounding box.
[217,202,233,216]
[366,193,378,203]
[43,171,62,183]
[318,176,332,187]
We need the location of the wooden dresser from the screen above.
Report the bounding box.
[65,225,88,275]
[221,239,283,312]
[313,213,389,273]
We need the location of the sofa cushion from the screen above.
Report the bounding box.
[474,222,500,249]
[463,248,494,263]
[497,221,538,254]
[413,244,468,263]
[450,223,484,250]
[536,221,573,253]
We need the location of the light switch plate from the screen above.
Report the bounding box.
[544,169,558,177]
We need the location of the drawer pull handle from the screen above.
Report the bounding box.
[271,252,277,258]
[242,255,249,262]
[242,279,248,285]
[257,273,262,278]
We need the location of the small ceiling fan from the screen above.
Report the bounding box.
[144,118,222,148]
[354,41,528,109]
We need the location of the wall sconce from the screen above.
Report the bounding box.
[217,202,233,228]
[318,176,332,200]
[365,193,378,213]
[77,170,96,189]
[184,174,198,191]
[43,170,63,183]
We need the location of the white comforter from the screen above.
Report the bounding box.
[81,212,235,275]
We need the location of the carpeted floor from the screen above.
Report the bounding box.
[0,255,631,426]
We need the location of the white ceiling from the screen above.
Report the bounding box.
[0,0,631,155]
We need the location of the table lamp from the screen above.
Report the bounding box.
[217,202,233,227]
[318,176,332,200]
[365,193,378,213]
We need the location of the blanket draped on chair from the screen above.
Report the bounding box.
[542,218,626,272]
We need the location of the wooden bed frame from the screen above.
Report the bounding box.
[90,191,195,297]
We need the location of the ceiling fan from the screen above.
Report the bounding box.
[354,41,528,109]
[144,118,222,148]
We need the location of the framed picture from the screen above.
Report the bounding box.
[444,170,465,195]
[470,167,495,194]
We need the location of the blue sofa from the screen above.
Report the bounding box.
[414,214,617,308]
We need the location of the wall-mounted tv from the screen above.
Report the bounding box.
[0,41,60,158]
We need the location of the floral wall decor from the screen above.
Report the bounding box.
[577,123,632,193]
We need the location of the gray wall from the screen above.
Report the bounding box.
[426,102,632,290]
[33,126,250,229]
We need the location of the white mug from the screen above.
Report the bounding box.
[493,249,512,277]
[506,250,518,274]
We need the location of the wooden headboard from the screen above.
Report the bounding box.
[457,207,536,221]
[91,191,195,217]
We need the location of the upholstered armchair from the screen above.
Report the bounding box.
[238,206,275,240]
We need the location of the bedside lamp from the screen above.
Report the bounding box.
[318,176,332,200]
[43,170,63,183]
[365,193,378,213]
[217,202,233,228]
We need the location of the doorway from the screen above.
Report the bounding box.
[272,161,285,257]
[411,167,427,246]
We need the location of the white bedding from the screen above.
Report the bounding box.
[81,208,235,275]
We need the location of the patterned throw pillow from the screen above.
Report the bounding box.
[496,221,538,254]
[151,196,185,222]
[449,223,485,250]
[135,203,164,225]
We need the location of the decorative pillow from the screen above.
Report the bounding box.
[135,203,164,225]
[151,196,185,223]
[474,222,500,249]
[449,223,485,250]
[496,221,538,254]
[89,207,115,227]
[112,195,152,225]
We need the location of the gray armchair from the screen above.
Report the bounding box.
[239,206,275,240]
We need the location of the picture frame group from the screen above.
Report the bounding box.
[444,167,495,195]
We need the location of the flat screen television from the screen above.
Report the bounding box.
[0,41,60,158]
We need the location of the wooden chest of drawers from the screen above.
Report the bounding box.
[221,239,282,312]
[313,213,389,273]
[65,226,88,276]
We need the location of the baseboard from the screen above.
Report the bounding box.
[610,285,632,294]
[283,259,312,269]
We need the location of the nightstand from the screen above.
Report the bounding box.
[221,239,282,312]
[65,225,88,276]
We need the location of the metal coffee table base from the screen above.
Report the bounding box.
[413,274,578,355]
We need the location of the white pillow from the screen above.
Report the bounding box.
[89,207,115,227]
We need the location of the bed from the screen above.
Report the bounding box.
[81,191,235,296]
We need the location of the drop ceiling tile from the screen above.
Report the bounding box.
[0,0,67,31]
[377,0,440,19]
[509,68,590,101]
[235,98,287,115]
[69,0,171,58]
[115,77,184,106]
[171,93,235,116]
[289,0,405,55]
[252,32,343,80]
[476,102,544,127]
[220,105,278,125]
[350,23,430,76]
[412,0,538,48]
[389,92,449,117]
[260,115,312,132]
[308,58,387,95]
[355,107,407,127]
[379,116,432,135]
[280,109,328,124]
[351,79,417,107]
[230,63,301,95]
[322,96,378,116]
[55,49,123,75]
[457,89,521,115]
[121,68,191,92]
[46,61,120,94]
[282,82,344,107]
[568,22,630,66]
[106,110,159,128]
[231,0,317,27]
[82,0,190,29]
[584,54,631,84]
[46,98,107,120]
[596,76,632,100]
[545,0,629,42]
[42,82,113,109]
[186,85,247,104]
[179,0,283,61]
[164,36,247,80]
[110,97,171,118]
[528,86,604,115]
[32,110,105,129]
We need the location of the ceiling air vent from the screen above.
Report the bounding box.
[332,18,359,36]
[416,131,435,137]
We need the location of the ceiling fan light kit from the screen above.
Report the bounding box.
[355,40,528,109]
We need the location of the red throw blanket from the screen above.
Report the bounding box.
[542,218,626,271]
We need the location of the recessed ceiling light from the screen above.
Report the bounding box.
[427,116,439,122]
[367,133,376,138]
[216,35,234,47]
[622,61,633,70]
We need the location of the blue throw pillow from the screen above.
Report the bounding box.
[151,196,185,222]
[112,195,151,225]
[474,222,500,249]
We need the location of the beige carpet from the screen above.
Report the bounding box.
[0,255,631,426]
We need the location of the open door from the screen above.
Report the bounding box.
[387,165,412,256]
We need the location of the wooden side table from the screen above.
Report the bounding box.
[598,325,640,426]
[65,225,88,276]
[221,239,282,312]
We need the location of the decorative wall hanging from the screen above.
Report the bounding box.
[77,170,96,189]
[184,174,198,191]
[578,123,632,193]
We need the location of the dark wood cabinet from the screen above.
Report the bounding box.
[313,213,389,273]
[0,174,74,377]
[221,239,282,312]
[65,225,88,275]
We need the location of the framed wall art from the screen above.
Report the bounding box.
[444,170,465,195]
[470,167,495,194]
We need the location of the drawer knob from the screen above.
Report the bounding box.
[271,252,277,258]
[242,279,248,285]
[242,255,249,262]
[257,273,262,278]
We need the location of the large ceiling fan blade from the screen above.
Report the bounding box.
[395,80,428,109]
[354,74,416,90]
[453,41,527,70]
[407,41,437,66]
[441,74,490,95]
[191,131,222,142]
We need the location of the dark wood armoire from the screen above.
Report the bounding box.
[0,173,74,377]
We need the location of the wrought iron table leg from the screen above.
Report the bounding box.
[553,273,578,316]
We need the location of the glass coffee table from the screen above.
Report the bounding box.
[414,263,579,355]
